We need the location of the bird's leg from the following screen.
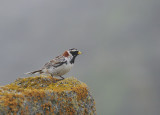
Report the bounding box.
[50,74,56,83]
[51,74,54,77]
[59,76,64,80]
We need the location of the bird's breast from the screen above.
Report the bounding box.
[50,63,73,76]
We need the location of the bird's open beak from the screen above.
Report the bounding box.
[78,51,82,55]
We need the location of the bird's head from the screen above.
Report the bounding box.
[63,48,82,58]
[68,48,82,57]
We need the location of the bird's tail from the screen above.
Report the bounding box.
[25,70,43,75]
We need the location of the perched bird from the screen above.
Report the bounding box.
[25,48,82,79]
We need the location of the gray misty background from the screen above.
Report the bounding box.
[0,0,160,115]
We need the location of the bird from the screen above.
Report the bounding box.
[25,48,82,79]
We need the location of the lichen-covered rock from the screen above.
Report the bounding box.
[0,75,96,115]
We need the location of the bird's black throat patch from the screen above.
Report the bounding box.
[70,56,76,64]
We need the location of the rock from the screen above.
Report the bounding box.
[0,75,96,115]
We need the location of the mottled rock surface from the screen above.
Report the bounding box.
[0,75,96,115]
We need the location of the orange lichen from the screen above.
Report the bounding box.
[46,77,88,100]
[0,92,24,114]
[0,75,96,114]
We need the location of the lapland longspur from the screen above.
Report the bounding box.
[25,48,82,79]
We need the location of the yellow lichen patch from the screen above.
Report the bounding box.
[23,89,46,101]
[0,92,24,113]
[0,75,96,114]
[3,75,87,92]
[47,77,87,90]
[8,75,59,89]
[47,77,88,100]
[72,85,88,101]
[0,76,88,103]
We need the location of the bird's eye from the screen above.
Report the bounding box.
[70,51,78,56]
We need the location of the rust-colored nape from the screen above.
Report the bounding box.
[63,51,69,57]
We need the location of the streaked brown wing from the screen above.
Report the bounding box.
[43,55,67,69]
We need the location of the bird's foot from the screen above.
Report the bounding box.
[59,76,65,80]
